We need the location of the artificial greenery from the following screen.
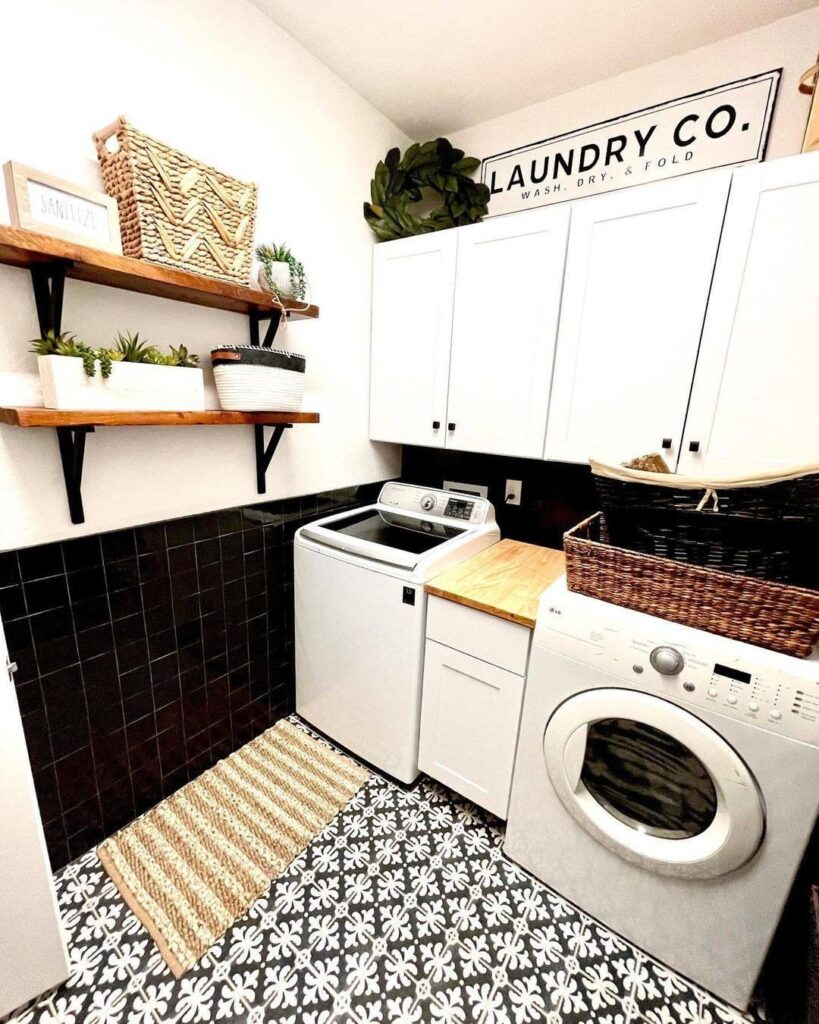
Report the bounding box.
[30,330,109,378]
[363,138,490,242]
[255,243,307,300]
[30,329,199,378]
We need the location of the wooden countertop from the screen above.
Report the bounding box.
[425,539,565,628]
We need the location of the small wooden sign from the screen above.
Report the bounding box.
[3,161,122,253]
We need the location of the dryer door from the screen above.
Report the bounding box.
[543,688,765,879]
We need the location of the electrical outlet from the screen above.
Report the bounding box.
[505,479,522,506]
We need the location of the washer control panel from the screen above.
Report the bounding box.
[538,588,819,746]
[378,482,493,524]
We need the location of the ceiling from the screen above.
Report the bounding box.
[252,0,817,138]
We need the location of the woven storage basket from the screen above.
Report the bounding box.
[211,346,305,412]
[93,116,257,285]
[564,512,819,658]
[591,460,819,588]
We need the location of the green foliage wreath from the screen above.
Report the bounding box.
[364,138,491,242]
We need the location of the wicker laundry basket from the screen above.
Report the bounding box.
[591,459,819,588]
[564,512,819,658]
[93,116,257,285]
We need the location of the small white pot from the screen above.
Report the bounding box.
[37,356,206,411]
[257,261,294,297]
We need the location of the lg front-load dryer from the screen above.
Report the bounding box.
[505,578,819,1010]
[294,483,498,783]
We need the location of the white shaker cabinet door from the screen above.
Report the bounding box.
[545,170,732,465]
[445,206,570,457]
[679,152,819,475]
[419,639,526,819]
[369,231,457,447]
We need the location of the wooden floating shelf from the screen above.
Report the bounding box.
[0,225,319,319]
[0,408,320,524]
[0,408,320,428]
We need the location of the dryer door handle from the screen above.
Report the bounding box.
[563,724,589,791]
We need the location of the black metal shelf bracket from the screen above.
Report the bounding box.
[249,307,284,349]
[255,424,292,494]
[30,261,70,336]
[56,426,94,524]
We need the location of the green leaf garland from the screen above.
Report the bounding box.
[364,138,491,242]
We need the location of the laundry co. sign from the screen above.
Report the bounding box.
[481,70,780,216]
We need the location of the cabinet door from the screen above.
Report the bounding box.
[445,207,570,457]
[418,639,525,818]
[679,153,819,475]
[369,231,457,446]
[545,170,732,465]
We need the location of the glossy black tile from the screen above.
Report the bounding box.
[4,483,383,870]
[19,542,64,581]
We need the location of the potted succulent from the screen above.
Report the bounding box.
[255,243,307,301]
[32,330,205,411]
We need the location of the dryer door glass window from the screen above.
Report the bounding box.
[581,718,718,840]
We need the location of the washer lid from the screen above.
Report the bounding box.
[543,688,765,880]
[299,506,470,569]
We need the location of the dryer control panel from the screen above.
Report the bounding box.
[378,482,494,525]
[537,581,819,746]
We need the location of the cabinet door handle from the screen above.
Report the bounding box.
[689,440,701,453]
[448,422,456,431]
[432,420,440,430]
[661,438,672,450]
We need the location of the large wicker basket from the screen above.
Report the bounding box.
[591,460,819,588]
[564,512,819,658]
[93,116,257,285]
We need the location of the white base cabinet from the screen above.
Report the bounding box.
[419,597,531,818]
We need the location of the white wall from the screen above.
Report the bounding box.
[451,8,819,164]
[0,0,408,550]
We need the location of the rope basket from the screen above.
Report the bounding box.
[93,117,258,285]
[564,513,819,658]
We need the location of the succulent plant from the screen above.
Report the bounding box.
[30,330,99,377]
[113,331,161,364]
[255,243,307,300]
[167,344,199,368]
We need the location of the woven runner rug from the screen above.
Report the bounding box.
[97,719,368,977]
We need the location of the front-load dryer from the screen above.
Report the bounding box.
[504,577,819,1010]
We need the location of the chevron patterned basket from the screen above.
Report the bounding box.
[93,116,258,285]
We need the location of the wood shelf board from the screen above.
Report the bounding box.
[0,226,319,319]
[425,540,566,628]
[0,407,320,428]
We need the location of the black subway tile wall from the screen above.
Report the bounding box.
[1,483,384,870]
[401,446,598,545]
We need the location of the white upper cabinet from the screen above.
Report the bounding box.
[679,153,819,475]
[445,206,570,457]
[544,170,732,465]
[369,231,457,447]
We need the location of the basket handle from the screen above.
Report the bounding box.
[799,63,819,95]
[92,116,127,157]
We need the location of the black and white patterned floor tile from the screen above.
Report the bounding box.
[3,715,770,1024]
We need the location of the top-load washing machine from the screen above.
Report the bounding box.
[294,483,499,783]
[505,577,819,1010]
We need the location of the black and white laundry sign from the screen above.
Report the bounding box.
[481,70,780,216]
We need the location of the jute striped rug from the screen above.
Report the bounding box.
[97,719,368,977]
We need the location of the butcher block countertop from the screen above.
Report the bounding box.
[425,540,566,629]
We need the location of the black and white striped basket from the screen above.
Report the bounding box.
[211,345,306,412]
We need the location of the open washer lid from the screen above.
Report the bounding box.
[299,506,470,569]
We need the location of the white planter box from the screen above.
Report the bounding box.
[37,356,206,411]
